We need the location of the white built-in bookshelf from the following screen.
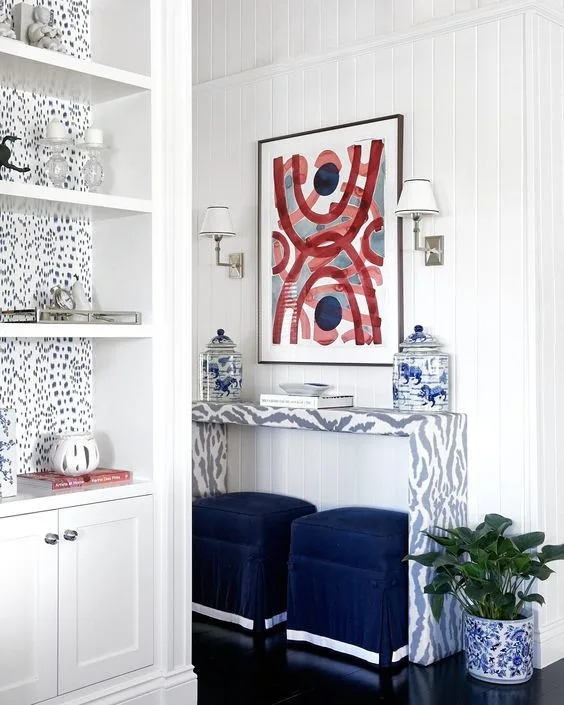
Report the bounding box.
[0,1,195,702]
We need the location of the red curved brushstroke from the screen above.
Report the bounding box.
[314,150,342,171]
[272,231,290,274]
[291,266,364,345]
[314,321,339,346]
[272,138,386,347]
[291,145,362,224]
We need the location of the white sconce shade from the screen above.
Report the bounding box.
[395,179,443,266]
[395,179,439,217]
[199,206,243,278]
[199,206,236,238]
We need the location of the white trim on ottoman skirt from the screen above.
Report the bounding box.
[286,629,408,665]
[193,603,287,630]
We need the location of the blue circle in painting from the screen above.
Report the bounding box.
[314,295,343,331]
[313,163,339,196]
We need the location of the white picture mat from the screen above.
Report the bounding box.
[258,116,402,365]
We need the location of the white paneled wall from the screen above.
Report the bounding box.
[193,7,532,525]
[193,0,564,666]
[533,13,564,655]
[192,0,517,83]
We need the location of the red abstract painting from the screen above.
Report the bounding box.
[259,116,402,365]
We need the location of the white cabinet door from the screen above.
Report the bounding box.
[58,495,154,694]
[0,511,58,705]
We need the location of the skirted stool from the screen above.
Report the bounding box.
[192,491,316,631]
[286,507,409,667]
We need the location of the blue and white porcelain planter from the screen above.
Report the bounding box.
[465,613,534,684]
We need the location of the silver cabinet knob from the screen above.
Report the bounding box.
[63,529,78,542]
[45,533,59,545]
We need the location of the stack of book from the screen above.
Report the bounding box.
[17,468,132,493]
[259,394,354,409]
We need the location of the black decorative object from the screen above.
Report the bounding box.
[0,135,30,173]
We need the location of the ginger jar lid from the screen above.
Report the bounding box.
[399,325,442,351]
[205,328,237,351]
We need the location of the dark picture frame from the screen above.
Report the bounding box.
[258,114,403,365]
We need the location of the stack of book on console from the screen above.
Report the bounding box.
[17,468,132,493]
[259,393,354,410]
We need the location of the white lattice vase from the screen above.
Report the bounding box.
[50,433,100,476]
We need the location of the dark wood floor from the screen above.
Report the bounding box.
[193,616,564,704]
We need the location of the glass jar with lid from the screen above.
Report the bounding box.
[199,329,243,401]
[392,325,449,411]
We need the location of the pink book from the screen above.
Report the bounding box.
[17,468,132,491]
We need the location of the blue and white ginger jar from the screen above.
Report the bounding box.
[392,325,449,411]
[465,613,534,684]
[199,329,243,401]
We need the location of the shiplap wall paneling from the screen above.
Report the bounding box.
[536,15,564,632]
[193,16,529,528]
[475,19,502,524]
[192,0,510,84]
[498,15,527,528]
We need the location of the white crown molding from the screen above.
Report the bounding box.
[193,0,564,95]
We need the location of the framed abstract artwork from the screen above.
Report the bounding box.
[258,115,403,365]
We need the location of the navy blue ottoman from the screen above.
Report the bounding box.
[286,507,408,667]
[193,491,316,631]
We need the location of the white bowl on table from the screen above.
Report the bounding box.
[279,383,332,397]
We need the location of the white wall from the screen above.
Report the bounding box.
[193,0,527,83]
[193,3,530,522]
[532,11,564,664]
[192,0,564,665]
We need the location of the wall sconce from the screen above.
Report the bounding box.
[199,206,244,279]
[395,179,443,266]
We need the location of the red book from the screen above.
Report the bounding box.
[17,468,132,492]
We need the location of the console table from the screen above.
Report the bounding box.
[192,401,467,667]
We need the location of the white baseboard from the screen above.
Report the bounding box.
[61,669,198,705]
[534,618,564,668]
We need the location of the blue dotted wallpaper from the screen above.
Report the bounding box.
[0,0,93,472]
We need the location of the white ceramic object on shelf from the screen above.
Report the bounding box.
[0,12,16,39]
[50,433,100,476]
[279,383,332,397]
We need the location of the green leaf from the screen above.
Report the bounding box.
[430,593,445,622]
[511,532,545,552]
[518,592,545,606]
[497,537,518,556]
[540,544,564,563]
[483,514,513,535]
[528,563,554,580]
[424,582,452,595]
[460,563,484,580]
[456,527,477,544]
[423,532,457,548]
[499,593,517,613]
[464,582,489,603]
[433,554,458,567]
[404,552,442,567]
[514,554,533,573]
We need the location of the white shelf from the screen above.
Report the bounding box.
[0,181,152,220]
[0,323,153,339]
[0,37,151,104]
[0,479,153,519]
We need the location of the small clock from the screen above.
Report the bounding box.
[50,285,75,310]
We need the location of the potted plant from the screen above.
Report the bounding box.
[406,513,564,684]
